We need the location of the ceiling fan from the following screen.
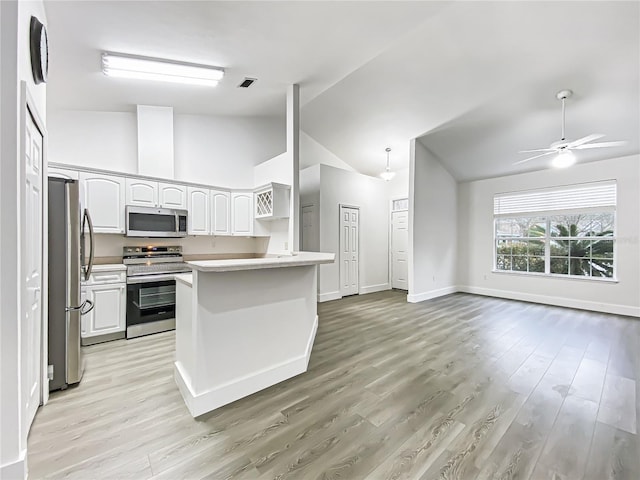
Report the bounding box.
[514,89,627,168]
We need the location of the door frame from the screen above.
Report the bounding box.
[389,197,409,290]
[338,204,360,298]
[20,82,49,417]
[301,203,317,252]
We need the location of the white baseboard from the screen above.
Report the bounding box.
[359,283,391,295]
[175,316,319,417]
[407,286,458,303]
[1,450,26,479]
[318,291,341,302]
[459,285,640,318]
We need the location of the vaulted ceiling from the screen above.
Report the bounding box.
[44,1,639,181]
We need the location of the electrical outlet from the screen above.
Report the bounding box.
[284,241,288,250]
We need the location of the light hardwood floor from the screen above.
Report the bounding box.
[28,291,639,479]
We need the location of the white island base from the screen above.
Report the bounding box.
[174,252,334,417]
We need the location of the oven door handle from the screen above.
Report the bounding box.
[126,273,183,284]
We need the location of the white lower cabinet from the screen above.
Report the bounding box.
[81,268,126,345]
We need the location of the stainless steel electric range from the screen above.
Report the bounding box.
[123,246,191,339]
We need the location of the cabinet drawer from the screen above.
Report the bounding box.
[86,270,126,285]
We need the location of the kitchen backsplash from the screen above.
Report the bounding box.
[94,234,269,260]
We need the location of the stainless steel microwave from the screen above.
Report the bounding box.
[125,206,188,238]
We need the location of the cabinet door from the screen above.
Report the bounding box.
[82,284,126,337]
[231,192,254,236]
[48,166,79,180]
[126,178,158,207]
[210,189,231,235]
[159,183,187,209]
[80,173,125,233]
[187,187,209,235]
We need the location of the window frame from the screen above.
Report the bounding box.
[493,209,616,281]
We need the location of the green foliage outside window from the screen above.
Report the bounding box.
[495,213,614,278]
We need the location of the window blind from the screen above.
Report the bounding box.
[494,180,616,215]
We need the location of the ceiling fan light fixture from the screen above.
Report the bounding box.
[380,147,395,181]
[552,150,577,168]
[102,52,224,86]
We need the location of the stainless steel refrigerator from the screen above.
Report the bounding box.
[48,178,95,391]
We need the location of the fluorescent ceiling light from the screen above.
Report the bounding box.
[102,52,224,87]
[552,150,577,168]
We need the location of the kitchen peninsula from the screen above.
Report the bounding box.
[174,252,335,417]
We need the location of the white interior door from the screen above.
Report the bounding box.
[339,205,359,297]
[301,205,317,251]
[391,210,409,290]
[24,108,43,429]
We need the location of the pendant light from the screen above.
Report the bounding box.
[380,147,395,181]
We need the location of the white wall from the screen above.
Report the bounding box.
[47,110,285,188]
[1,1,47,477]
[137,105,174,179]
[48,110,138,173]
[318,164,390,300]
[458,154,640,317]
[174,114,284,188]
[300,131,356,172]
[93,234,266,259]
[408,140,458,302]
[387,166,409,200]
[299,165,321,252]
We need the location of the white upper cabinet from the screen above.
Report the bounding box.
[231,192,254,236]
[159,183,187,209]
[210,189,231,236]
[80,172,125,233]
[126,179,187,210]
[255,183,291,220]
[187,187,209,235]
[48,166,79,180]
[126,178,158,207]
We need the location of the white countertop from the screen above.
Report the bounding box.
[174,273,193,286]
[91,263,126,272]
[187,252,335,272]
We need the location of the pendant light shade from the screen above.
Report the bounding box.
[380,147,395,181]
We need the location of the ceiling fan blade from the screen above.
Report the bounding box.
[513,151,556,165]
[518,148,556,153]
[573,140,628,150]
[566,133,605,148]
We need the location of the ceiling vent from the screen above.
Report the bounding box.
[238,77,257,88]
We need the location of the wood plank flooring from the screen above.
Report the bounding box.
[27,291,640,479]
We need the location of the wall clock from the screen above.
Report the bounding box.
[30,16,48,84]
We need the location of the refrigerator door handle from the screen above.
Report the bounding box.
[82,209,95,281]
[80,299,94,315]
[66,299,94,314]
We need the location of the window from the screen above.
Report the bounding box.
[392,198,408,211]
[494,181,616,279]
